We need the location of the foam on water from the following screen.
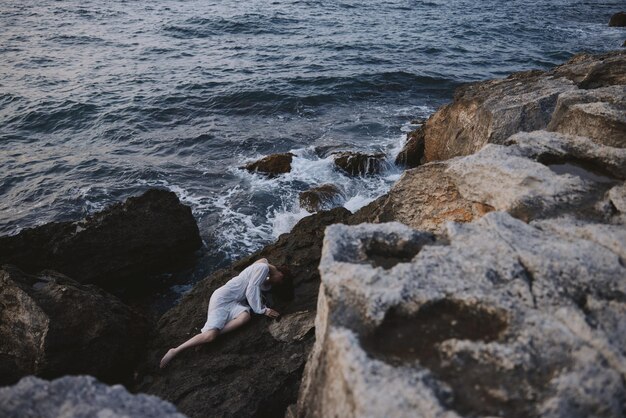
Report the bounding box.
[204,132,407,260]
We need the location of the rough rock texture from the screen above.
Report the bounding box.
[609,11,626,27]
[295,51,626,417]
[242,153,295,177]
[299,184,346,213]
[0,375,186,418]
[295,215,626,418]
[126,51,626,418]
[353,163,495,233]
[0,266,149,386]
[395,126,425,168]
[410,50,625,164]
[0,189,202,292]
[133,208,353,418]
[333,152,388,176]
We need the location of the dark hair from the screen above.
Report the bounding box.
[276,265,293,281]
[273,265,294,302]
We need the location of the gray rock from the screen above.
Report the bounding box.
[547,86,626,147]
[295,214,626,418]
[0,375,186,418]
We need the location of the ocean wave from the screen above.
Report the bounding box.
[5,100,100,133]
[162,14,303,39]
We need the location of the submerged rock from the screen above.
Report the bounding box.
[0,266,149,386]
[242,152,294,177]
[133,208,353,418]
[295,216,626,418]
[0,189,202,293]
[333,152,387,176]
[299,184,346,212]
[395,125,425,168]
[0,375,186,418]
[609,11,626,27]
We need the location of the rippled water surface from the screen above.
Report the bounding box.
[1,0,624,277]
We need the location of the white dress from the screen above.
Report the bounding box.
[201,263,270,332]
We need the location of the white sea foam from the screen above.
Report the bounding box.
[135,132,411,261]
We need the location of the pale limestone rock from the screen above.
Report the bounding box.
[547,86,626,148]
[0,375,186,418]
[295,214,626,418]
[419,51,625,164]
[352,163,495,233]
[609,183,626,213]
[446,143,593,219]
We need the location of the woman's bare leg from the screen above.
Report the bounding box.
[160,329,219,368]
[159,312,251,368]
[220,311,251,334]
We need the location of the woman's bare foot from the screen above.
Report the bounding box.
[160,348,177,369]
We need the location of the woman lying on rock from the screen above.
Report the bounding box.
[159,258,288,368]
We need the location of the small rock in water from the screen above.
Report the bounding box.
[609,11,626,27]
[299,184,346,212]
[333,151,386,176]
[410,117,427,125]
[242,152,294,177]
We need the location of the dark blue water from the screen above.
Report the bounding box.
[1,0,624,279]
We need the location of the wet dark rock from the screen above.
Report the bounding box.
[0,266,149,386]
[609,12,626,27]
[0,375,186,418]
[333,152,387,176]
[299,184,346,212]
[242,153,294,177]
[0,189,202,293]
[133,207,353,418]
[395,126,425,168]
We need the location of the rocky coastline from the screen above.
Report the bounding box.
[1,50,625,417]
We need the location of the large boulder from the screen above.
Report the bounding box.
[0,189,202,293]
[333,152,388,176]
[299,184,346,212]
[133,208,353,418]
[353,162,495,233]
[355,130,625,232]
[295,215,626,418]
[0,266,149,386]
[609,12,626,27]
[547,86,626,148]
[421,50,626,163]
[242,152,294,177]
[0,375,186,418]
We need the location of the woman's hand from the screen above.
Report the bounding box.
[264,308,280,318]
